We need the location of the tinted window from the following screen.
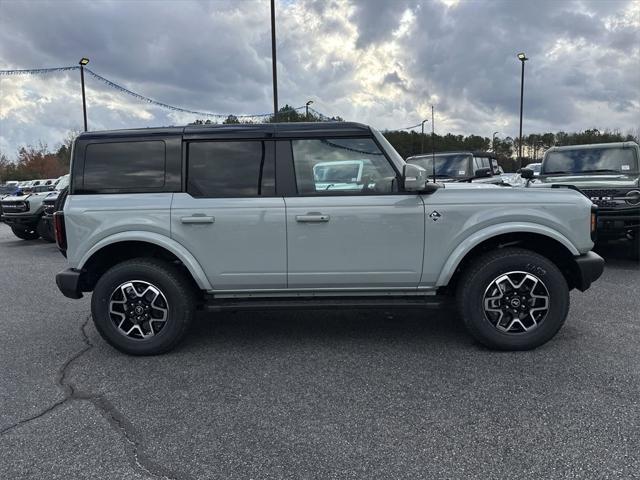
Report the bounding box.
[84,141,166,190]
[409,154,471,179]
[187,141,274,197]
[291,138,397,194]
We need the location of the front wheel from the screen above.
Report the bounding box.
[11,226,39,240]
[91,258,196,355]
[457,247,569,350]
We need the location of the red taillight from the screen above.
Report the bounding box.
[53,211,67,251]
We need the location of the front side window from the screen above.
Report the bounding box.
[542,148,639,175]
[291,138,397,194]
[187,141,274,197]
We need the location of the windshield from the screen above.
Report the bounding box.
[408,154,471,178]
[526,163,541,173]
[542,147,638,175]
[0,186,17,194]
[56,175,70,191]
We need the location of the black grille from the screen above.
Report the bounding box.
[579,188,624,208]
[1,201,28,213]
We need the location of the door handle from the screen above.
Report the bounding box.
[181,215,215,224]
[295,213,330,223]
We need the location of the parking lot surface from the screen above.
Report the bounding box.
[0,222,638,479]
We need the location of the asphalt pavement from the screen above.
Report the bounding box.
[0,222,638,480]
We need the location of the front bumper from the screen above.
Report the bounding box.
[2,214,41,228]
[573,252,605,292]
[56,268,84,299]
[597,206,640,239]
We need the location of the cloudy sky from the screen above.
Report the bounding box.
[0,0,638,156]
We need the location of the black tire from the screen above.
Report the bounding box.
[11,225,39,240]
[456,247,569,350]
[37,218,55,242]
[91,258,196,355]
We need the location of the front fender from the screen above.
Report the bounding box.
[77,231,212,290]
[435,222,580,287]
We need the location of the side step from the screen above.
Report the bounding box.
[202,296,448,312]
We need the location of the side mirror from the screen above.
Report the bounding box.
[403,163,427,192]
[520,168,534,180]
[474,167,492,178]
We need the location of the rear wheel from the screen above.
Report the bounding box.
[91,258,196,355]
[11,226,39,240]
[456,247,569,350]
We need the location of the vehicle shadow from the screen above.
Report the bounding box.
[186,306,475,351]
[595,239,639,267]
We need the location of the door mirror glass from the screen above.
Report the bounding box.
[403,163,427,191]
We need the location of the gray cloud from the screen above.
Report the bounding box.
[1,0,638,156]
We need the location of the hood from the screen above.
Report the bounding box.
[531,174,639,188]
[2,193,31,202]
[440,182,502,190]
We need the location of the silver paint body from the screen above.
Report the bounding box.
[63,180,594,295]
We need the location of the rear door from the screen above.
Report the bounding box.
[171,138,286,290]
[281,136,425,289]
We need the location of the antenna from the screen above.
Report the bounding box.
[431,105,436,183]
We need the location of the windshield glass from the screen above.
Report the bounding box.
[408,154,471,178]
[0,186,16,194]
[542,148,638,175]
[55,175,70,191]
[526,163,541,173]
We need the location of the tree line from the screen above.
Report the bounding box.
[1,117,637,181]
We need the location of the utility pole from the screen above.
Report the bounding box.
[270,0,279,119]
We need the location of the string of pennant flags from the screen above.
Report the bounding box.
[0,65,428,129]
[0,65,334,122]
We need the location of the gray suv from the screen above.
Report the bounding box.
[55,123,604,355]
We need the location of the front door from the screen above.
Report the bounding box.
[283,137,425,289]
[171,139,286,290]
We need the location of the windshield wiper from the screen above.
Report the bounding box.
[542,170,571,175]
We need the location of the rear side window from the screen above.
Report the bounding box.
[187,141,275,197]
[84,141,166,190]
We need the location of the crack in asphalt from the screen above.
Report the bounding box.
[1,315,193,480]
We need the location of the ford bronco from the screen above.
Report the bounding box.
[54,123,604,355]
[406,151,504,184]
[527,142,640,256]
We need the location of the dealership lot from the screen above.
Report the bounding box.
[0,222,638,480]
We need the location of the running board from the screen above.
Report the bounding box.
[202,296,447,312]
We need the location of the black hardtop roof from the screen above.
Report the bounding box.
[407,150,497,160]
[77,122,372,140]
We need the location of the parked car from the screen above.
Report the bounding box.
[1,180,57,240]
[54,123,603,355]
[526,142,640,255]
[0,184,22,222]
[40,174,70,242]
[406,151,505,184]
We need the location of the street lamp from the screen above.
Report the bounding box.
[421,119,429,153]
[270,0,278,118]
[492,131,499,151]
[517,52,528,166]
[305,100,313,119]
[79,57,89,132]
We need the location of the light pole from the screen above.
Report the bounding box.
[305,100,313,119]
[492,131,499,151]
[517,52,528,167]
[79,57,89,132]
[421,119,429,154]
[270,0,278,119]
